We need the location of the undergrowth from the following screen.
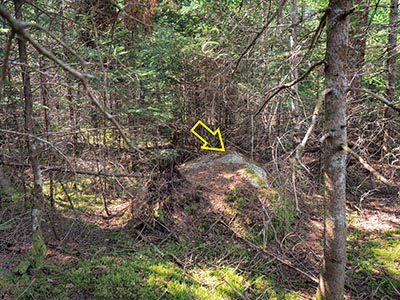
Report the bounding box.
[1,241,300,300]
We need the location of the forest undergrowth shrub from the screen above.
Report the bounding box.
[263,181,296,242]
[222,178,295,244]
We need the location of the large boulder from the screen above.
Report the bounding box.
[174,151,275,240]
[179,150,269,189]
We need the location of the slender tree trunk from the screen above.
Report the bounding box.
[290,0,300,145]
[60,9,79,153]
[386,0,398,103]
[383,0,398,153]
[317,0,350,299]
[347,0,370,102]
[39,60,55,207]
[14,0,46,268]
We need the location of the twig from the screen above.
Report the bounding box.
[57,179,75,210]
[15,278,36,300]
[28,22,87,68]
[221,277,250,300]
[292,88,325,179]
[0,128,70,165]
[157,290,169,300]
[44,166,142,178]
[295,89,324,161]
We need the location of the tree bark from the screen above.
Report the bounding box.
[385,0,398,103]
[14,0,46,267]
[317,0,350,299]
[0,165,11,207]
[383,0,398,153]
[347,0,370,103]
[290,0,300,145]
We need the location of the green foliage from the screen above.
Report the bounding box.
[267,181,296,241]
[31,231,46,269]
[12,231,46,277]
[13,260,31,276]
[128,104,173,123]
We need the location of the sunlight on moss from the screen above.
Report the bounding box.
[371,230,400,276]
[147,262,182,285]
[3,240,303,300]
[348,229,400,297]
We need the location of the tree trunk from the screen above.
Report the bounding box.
[385,0,398,103]
[289,0,300,145]
[347,0,370,102]
[317,0,350,299]
[39,60,55,207]
[14,0,46,268]
[383,0,398,154]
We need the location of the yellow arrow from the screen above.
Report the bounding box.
[190,120,225,152]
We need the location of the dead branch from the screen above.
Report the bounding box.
[218,219,319,284]
[349,88,400,114]
[254,60,325,117]
[44,166,142,178]
[341,144,397,187]
[0,128,70,164]
[28,22,86,68]
[221,277,250,300]
[295,89,325,162]
[0,161,142,178]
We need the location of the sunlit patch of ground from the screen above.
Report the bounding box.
[351,210,400,232]
[347,183,400,299]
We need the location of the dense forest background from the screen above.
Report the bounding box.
[0,0,399,299]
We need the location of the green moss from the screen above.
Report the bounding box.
[3,239,302,300]
[347,229,400,297]
[31,231,46,269]
[224,187,251,209]
[242,166,267,188]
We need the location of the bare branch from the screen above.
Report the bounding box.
[341,144,397,187]
[0,128,70,165]
[0,161,142,178]
[349,88,400,114]
[28,22,87,68]
[296,89,325,161]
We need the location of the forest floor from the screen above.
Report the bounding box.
[0,150,399,300]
